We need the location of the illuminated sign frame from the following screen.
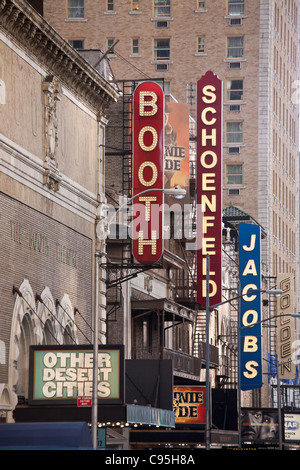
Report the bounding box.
[132,81,164,265]
[28,345,124,405]
[239,223,262,391]
[196,71,223,308]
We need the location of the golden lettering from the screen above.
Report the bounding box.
[138,196,157,221]
[202,173,216,191]
[200,150,217,169]
[203,216,215,234]
[202,279,217,297]
[138,126,158,152]
[201,128,216,146]
[243,361,259,379]
[202,85,216,104]
[242,259,258,277]
[243,234,256,251]
[242,284,258,302]
[201,107,216,125]
[202,237,216,255]
[139,91,158,116]
[201,194,216,212]
[138,230,157,255]
[243,336,258,352]
[242,310,259,327]
[138,161,158,186]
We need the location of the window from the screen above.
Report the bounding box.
[68,0,84,18]
[107,38,115,53]
[228,0,244,14]
[154,0,171,17]
[197,37,205,53]
[132,38,139,54]
[68,39,84,49]
[226,164,243,185]
[107,0,114,11]
[226,121,243,143]
[198,1,206,9]
[227,79,243,101]
[227,36,244,58]
[132,0,139,10]
[154,38,170,60]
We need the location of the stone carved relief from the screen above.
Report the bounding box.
[42,76,62,190]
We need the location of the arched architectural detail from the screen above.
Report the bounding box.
[37,286,59,345]
[57,294,78,345]
[6,281,79,418]
[8,279,40,414]
[0,384,15,412]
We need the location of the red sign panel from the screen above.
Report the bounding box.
[77,396,92,407]
[197,71,223,308]
[133,82,164,264]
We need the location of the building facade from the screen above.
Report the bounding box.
[0,0,118,422]
[10,0,300,448]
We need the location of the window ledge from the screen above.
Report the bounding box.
[104,11,117,15]
[194,53,207,57]
[151,60,173,64]
[224,58,246,62]
[129,11,142,14]
[65,18,87,22]
[151,17,174,21]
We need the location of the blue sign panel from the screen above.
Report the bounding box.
[239,223,262,391]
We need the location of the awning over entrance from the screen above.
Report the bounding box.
[0,422,93,449]
[13,404,175,429]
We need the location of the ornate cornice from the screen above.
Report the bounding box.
[0,0,119,115]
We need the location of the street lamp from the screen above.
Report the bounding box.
[92,185,186,450]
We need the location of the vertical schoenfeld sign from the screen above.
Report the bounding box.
[197,71,223,308]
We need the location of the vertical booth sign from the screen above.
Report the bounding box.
[133,82,164,264]
[197,71,223,307]
[239,223,262,391]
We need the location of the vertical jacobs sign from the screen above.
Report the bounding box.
[239,223,262,391]
[133,82,164,264]
[197,71,223,307]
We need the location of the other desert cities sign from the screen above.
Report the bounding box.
[29,345,124,405]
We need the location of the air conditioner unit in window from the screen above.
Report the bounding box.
[156,20,168,28]
[229,104,241,112]
[228,188,240,195]
[229,18,242,25]
[229,62,241,69]
[156,63,168,71]
[228,146,240,154]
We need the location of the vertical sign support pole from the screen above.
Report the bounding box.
[205,254,210,450]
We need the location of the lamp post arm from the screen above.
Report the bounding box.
[240,312,300,330]
[209,288,282,310]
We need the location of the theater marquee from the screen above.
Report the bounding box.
[29,345,124,405]
[197,71,223,308]
[132,81,164,265]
